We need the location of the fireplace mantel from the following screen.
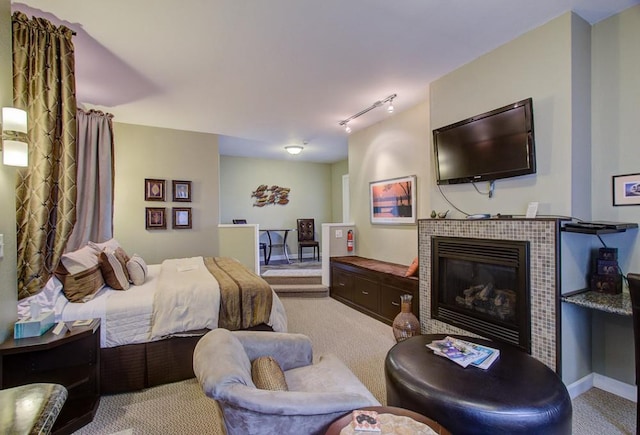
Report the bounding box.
[418,218,560,372]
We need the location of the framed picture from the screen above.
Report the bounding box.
[145,207,166,230]
[172,180,192,202]
[612,173,640,206]
[145,179,166,201]
[370,175,417,225]
[173,207,192,229]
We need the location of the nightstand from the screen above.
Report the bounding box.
[0,318,101,435]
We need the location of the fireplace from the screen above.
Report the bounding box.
[431,236,531,352]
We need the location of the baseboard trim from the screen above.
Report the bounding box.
[567,372,637,402]
[566,373,594,400]
[593,373,637,402]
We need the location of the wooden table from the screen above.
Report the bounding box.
[260,228,295,263]
[324,406,451,435]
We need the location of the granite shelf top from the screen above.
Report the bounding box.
[561,290,631,316]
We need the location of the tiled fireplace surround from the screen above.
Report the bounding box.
[418,218,559,371]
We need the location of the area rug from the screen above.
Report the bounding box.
[262,269,322,277]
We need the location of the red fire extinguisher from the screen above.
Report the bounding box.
[347,230,354,252]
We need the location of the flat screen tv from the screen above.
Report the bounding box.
[433,98,536,185]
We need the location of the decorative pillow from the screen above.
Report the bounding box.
[126,254,148,285]
[55,245,105,302]
[89,239,131,283]
[113,247,131,282]
[251,356,288,391]
[99,250,130,290]
[405,257,419,277]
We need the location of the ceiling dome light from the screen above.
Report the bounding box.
[285,145,304,155]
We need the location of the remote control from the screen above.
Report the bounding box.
[467,213,491,219]
[52,321,67,335]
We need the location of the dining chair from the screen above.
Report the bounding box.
[232,219,268,264]
[627,273,640,434]
[297,218,319,262]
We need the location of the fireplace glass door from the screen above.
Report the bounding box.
[431,236,530,352]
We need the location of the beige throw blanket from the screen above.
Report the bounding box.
[204,256,273,330]
[150,256,273,339]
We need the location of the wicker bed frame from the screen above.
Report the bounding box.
[100,324,272,394]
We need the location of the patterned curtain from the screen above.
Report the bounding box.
[12,12,78,299]
[65,109,115,252]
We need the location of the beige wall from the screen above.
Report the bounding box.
[430,13,581,218]
[348,99,430,265]
[348,9,637,387]
[592,5,640,268]
[113,122,220,264]
[331,159,348,223]
[218,224,260,273]
[0,0,17,341]
[219,155,333,258]
[589,5,640,385]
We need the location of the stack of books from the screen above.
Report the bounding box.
[426,336,500,369]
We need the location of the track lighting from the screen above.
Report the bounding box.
[338,93,396,133]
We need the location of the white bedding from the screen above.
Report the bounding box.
[58,264,160,347]
[150,257,221,340]
[18,262,288,348]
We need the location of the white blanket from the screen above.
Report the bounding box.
[150,256,221,339]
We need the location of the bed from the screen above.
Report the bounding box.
[19,244,287,394]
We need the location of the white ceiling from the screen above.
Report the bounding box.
[11,0,640,163]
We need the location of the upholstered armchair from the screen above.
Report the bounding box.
[193,329,379,435]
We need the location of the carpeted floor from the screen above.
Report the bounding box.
[74,297,636,434]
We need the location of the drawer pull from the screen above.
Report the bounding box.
[361,291,369,295]
[391,301,400,307]
[339,282,345,286]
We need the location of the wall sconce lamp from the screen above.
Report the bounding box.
[339,93,396,134]
[1,107,29,167]
[285,142,305,155]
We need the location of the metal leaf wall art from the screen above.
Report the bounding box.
[252,184,290,207]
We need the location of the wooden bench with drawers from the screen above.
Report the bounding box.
[330,256,419,325]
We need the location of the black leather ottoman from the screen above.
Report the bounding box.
[385,334,572,435]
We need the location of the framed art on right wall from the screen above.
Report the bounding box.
[613,173,640,206]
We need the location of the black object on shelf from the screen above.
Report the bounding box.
[561,221,638,234]
[590,248,622,294]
